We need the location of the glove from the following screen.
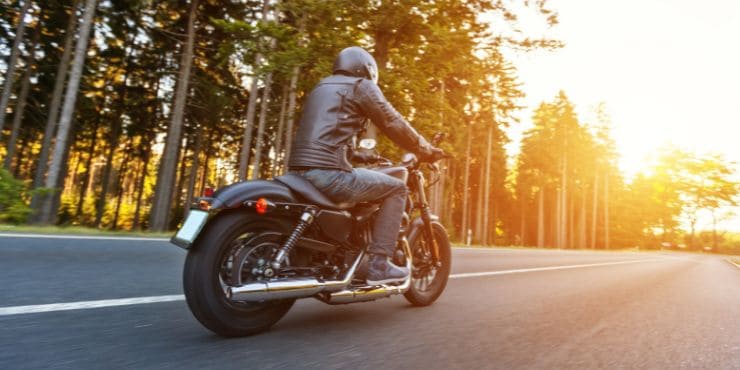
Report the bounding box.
[419,147,447,163]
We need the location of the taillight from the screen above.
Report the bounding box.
[255,198,269,215]
[203,186,214,197]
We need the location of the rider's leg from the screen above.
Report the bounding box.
[301,168,409,284]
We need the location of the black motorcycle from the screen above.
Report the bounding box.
[171,138,451,337]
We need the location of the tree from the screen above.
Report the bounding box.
[30,0,78,216]
[4,24,39,170]
[38,0,97,224]
[0,0,33,136]
[676,151,738,249]
[149,0,199,232]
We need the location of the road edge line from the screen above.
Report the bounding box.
[449,258,661,280]
[0,259,665,317]
[0,295,185,316]
[726,258,740,270]
[0,232,169,242]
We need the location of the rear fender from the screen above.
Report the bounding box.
[210,179,296,211]
[172,180,298,250]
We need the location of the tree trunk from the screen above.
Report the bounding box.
[94,35,137,228]
[461,123,472,243]
[537,188,544,247]
[0,0,33,135]
[75,116,100,219]
[39,0,98,224]
[579,187,587,248]
[251,71,273,179]
[198,129,215,196]
[475,169,484,244]
[173,135,192,225]
[238,0,270,180]
[568,191,575,248]
[32,0,78,192]
[591,172,598,248]
[560,156,568,248]
[604,172,609,249]
[132,144,151,230]
[183,128,203,219]
[520,195,526,246]
[238,75,260,179]
[4,27,37,169]
[555,187,561,248]
[111,142,132,230]
[48,124,78,224]
[482,125,493,245]
[272,83,288,177]
[283,66,300,171]
[148,0,198,231]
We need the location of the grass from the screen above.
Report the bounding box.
[0,224,172,238]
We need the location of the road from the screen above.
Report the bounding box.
[0,234,738,369]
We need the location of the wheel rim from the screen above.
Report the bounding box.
[411,239,441,293]
[216,231,284,309]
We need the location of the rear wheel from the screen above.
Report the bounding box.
[404,222,451,306]
[183,211,295,337]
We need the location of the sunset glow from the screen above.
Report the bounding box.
[504,0,740,178]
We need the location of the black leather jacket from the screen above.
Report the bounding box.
[288,74,433,172]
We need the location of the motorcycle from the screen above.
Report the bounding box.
[171,136,451,337]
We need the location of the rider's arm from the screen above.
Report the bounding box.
[356,80,434,157]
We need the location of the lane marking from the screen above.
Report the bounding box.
[0,258,670,317]
[449,258,662,279]
[726,258,740,270]
[0,233,168,242]
[0,295,184,316]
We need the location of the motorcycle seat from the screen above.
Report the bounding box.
[274,174,356,210]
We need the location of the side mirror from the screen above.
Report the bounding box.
[359,138,377,150]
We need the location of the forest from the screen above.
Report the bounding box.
[0,0,738,253]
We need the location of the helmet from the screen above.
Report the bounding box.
[332,46,379,84]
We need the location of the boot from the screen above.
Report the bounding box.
[366,254,409,285]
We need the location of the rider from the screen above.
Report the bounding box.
[288,46,445,285]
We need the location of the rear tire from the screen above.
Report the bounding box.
[404,222,451,306]
[183,211,295,337]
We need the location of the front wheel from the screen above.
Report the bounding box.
[183,211,295,337]
[404,222,451,306]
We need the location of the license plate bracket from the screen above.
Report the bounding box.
[171,210,209,249]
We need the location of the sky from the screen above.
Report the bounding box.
[503,0,740,173]
[496,0,740,231]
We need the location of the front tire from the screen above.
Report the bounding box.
[404,222,451,306]
[183,211,295,337]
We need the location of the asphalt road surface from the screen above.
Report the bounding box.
[1,234,738,369]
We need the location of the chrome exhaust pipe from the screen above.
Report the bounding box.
[228,251,364,302]
[316,259,412,305]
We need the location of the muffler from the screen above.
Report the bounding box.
[316,259,412,305]
[228,251,414,304]
[228,251,364,302]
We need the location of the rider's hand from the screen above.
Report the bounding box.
[420,147,448,162]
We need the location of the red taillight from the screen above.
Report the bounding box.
[203,186,214,197]
[255,198,269,215]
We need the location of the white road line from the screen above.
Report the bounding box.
[0,258,667,317]
[449,258,662,279]
[0,295,184,316]
[0,233,168,242]
[727,258,740,270]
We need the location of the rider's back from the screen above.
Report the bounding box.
[288,74,431,172]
